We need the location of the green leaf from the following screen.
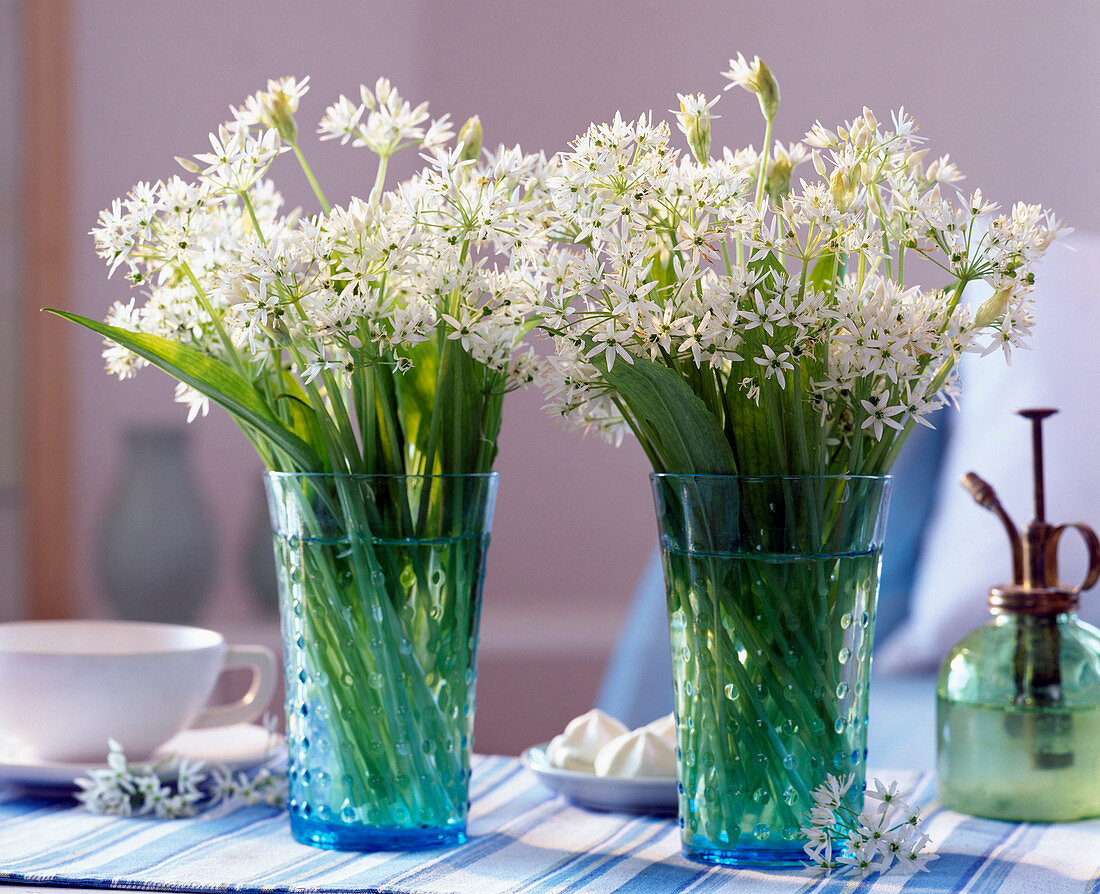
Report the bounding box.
[723,358,781,475]
[596,353,736,475]
[394,338,441,464]
[806,251,844,295]
[47,309,321,471]
[273,389,327,463]
[747,248,787,284]
[437,339,485,475]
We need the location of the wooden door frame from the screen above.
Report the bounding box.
[24,0,76,618]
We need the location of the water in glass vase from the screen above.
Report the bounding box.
[937,698,1100,822]
[663,546,881,868]
[278,530,489,851]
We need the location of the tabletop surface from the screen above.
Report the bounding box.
[0,755,1098,894]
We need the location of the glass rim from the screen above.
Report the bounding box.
[264,471,500,481]
[650,472,890,482]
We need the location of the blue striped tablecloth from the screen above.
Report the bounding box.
[0,756,1098,893]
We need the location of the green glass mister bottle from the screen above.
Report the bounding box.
[937,408,1100,821]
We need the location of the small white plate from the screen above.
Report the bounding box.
[521,742,678,815]
[0,723,285,793]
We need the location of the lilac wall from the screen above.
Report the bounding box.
[66,1,1100,751]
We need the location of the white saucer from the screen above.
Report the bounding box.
[0,723,285,792]
[522,742,678,815]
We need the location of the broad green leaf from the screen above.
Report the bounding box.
[806,251,844,295]
[438,339,485,475]
[273,389,327,463]
[48,310,321,471]
[394,338,441,464]
[597,353,736,475]
[747,248,787,284]
[723,357,780,475]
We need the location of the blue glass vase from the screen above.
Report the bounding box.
[264,472,498,851]
[651,474,890,868]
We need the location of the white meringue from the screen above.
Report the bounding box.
[593,728,678,778]
[545,709,629,772]
[643,712,677,743]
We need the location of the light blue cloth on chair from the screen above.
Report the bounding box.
[595,548,674,727]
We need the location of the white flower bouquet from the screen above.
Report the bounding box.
[540,53,1063,477]
[56,77,553,848]
[535,55,1064,867]
[71,76,550,477]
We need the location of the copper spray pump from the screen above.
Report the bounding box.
[936,408,1100,822]
[960,408,1100,615]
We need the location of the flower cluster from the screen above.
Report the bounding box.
[801,774,937,877]
[538,58,1065,475]
[75,737,287,820]
[87,77,554,475]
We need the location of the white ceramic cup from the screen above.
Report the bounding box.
[0,620,277,763]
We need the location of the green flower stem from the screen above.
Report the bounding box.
[282,506,395,811]
[291,141,331,214]
[280,477,486,829]
[764,380,788,469]
[943,276,969,318]
[239,190,268,244]
[787,367,812,477]
[373,154,391,199]
[360,362,382,475]
[677,501,818,822]
[754,117,774,210]
[673,563,814,841]
[319,366,361,468]
[372,368,410,477]
[296,554,402,815]
[474,386,505,473]
[870,183,894,282]
[722,240,734,278]
[178,261,254,384]
[658,476,883,855]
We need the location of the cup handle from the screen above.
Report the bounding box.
[190,644,278,730]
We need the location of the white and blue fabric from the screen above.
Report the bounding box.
[1,756,1098,893]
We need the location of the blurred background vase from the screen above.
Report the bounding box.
[100,426,215,624]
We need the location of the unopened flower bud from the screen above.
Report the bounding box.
[752,59,780,121]
[829,165,860,211]
[457,115,483,163]
[723,54,780,122]
[677,93,716,163]
[263,90,299,143]
[260,317,291,347]
[767,154,795,200]
[252,77,309,144]
[974,286,1013,327]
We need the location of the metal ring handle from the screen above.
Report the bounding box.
[1045,522,1100,593]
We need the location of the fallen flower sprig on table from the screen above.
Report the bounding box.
[801,774,938,877]
[75,737,287,819]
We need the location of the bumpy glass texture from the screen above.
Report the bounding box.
[651,474,890,868]
[937,612,1100,822]
[265,473,497,851]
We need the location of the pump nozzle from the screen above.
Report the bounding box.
[961,471,1023,584]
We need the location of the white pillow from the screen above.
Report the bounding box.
[877,232,1100,673]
